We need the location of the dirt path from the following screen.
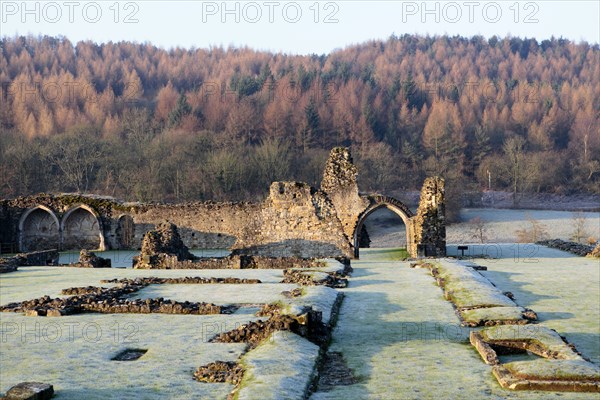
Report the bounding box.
[310,249,595,400]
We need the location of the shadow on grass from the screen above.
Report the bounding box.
[357,248,409,261]
[559,332,600,366]
[535,311,576,322]
[478,270,560,306]
[315,261,478,398]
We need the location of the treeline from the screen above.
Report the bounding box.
[0,34,598,203]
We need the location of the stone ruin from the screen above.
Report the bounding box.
[0,147,447,259]
[132,222,196,268]
[0,249,59,273]
[74,250,112,268]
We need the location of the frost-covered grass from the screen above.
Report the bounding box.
[310,249,597,400]
[0,312,254,399]
[237,331,320,400]
[0,267,285,305]
[131,283,298,305]
[447,209,600,243]
[473,245,600,366]
[503,359,600,381]
[435,260,516,309]
[0,265,317,399]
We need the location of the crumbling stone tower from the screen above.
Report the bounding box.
[320,147,369,240]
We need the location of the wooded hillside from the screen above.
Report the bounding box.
[1,34,598,203]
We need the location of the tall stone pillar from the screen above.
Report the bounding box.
[411,177,446,257]
[320,147,369,242]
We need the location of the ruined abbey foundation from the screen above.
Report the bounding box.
[0,148,446,258]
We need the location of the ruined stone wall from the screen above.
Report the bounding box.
[0,195,111,252]
[124,182,352,258]
[0,184,353,258]
[0,148,446,259]
[129,201,258,250]
[234,182,351,258]
[411,177,447,257]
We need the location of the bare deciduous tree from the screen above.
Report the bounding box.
[569,212,589,243]
[515,214,549,243]
[468,216,489,243]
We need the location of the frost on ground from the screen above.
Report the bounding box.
[310,249,597,400]
[0,312,253,399]
[364,208,600,248]
[460,306,527,325]
[474,245,600,366]
[435,260,517,309]
[0,266,285,304]
[237,331,320,400]
[447,209,600,244]
[473,325,600,391]
[480,325,583,360]
[130,283,298,305]
[428,259,534,326]
[0,262,339,399]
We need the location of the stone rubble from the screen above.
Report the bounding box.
[0,282,230,316]
[589,243,600,258]
[194,361,244,385]
[0,258,18,274]
[2,382,54,400]
[210,308,328,349]
[101,276,261,285]
[281,269,348,288]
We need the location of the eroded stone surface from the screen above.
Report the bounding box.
[133,222,196,268]
[411,177,446,257]
[210,309,328,348]
[472,326,600,392]
[3,382,54,400]
[69,249,111,268]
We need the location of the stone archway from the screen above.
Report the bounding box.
[352,195,413,258]
[61,205,106,250]
[18,206,60,252]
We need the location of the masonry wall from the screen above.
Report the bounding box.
[0,183,353,258]
[0,148,446,259]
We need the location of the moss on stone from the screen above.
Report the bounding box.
[504,359,600,382]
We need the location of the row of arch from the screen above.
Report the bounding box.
[18,196,413,256]
[19,204,107,252]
